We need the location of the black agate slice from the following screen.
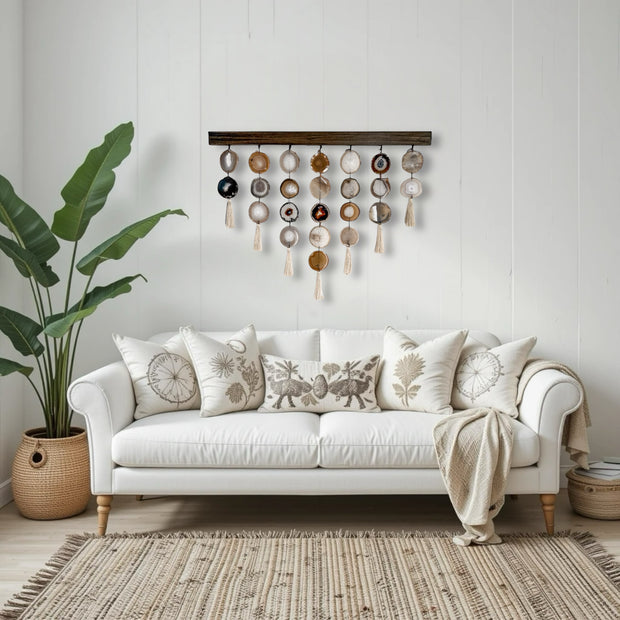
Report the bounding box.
[217,176,238,199]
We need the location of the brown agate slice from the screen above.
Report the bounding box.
[369,201,391,224]
[340,177,360,199]
[402,148,424,173]
[340,202,360,222]
[310,151,330,173]
[280,178,299,198]
[249,151,270,174]
[308,250,329,271]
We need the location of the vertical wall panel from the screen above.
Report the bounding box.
[136,0,202,335]
[513,0,579,363]
[0,0,23,504]
[579,0,620,458]
[460,0,513,342]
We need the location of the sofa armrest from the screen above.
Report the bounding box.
[518,368,583,492]
[68,361,135,494]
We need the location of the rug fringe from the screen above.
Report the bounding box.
[0,535,88,619]
[570,531,620,587]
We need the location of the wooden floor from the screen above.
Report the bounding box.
[1,491,619,605]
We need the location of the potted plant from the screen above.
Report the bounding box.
[0,122,184,519]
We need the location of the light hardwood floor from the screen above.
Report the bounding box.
[1,491,619,604]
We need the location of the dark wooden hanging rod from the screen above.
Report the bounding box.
[208,131,432,146]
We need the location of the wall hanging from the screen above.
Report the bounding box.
[209,131,432,299]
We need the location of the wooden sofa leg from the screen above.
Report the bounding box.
[97,495,113,536]
[540,494,556,535]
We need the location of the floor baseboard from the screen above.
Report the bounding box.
[0,478,12,509]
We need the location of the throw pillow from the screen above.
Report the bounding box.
[113,333,200,419]
[376,328,468,414]
[451,336,537,417]
[259,354,381,413]
[180,324,264,417]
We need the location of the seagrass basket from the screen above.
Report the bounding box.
[566,468,620,520]
[12,427,91,520]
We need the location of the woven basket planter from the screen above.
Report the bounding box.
[12,427,91,520]
[566,468,620,520]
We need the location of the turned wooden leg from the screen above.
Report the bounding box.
[540,493,556,535]
[97,495,113,536]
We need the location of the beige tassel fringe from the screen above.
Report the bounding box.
[344,245,352,275]
[405,197,415,227]
[314,271,324,300]
[374,224,384,254]
[284,247,293,277]
[225,200,234,229]
[253,224,262,251]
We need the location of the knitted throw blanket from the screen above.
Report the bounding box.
[517,359,590,469]
[434,408,513,546]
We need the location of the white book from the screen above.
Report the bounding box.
[575,468,620,481]
[588,461,620,471]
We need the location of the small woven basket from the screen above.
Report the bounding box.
[566,468,620,520]
[12,427,91,520]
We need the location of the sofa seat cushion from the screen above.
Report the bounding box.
[318,411,539,468]
[111,411,320,468]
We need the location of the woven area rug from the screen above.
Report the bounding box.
[2,531,620,619]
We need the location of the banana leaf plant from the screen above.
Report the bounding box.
[0,122,185,437]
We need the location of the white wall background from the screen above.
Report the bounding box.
[2,0,619,493]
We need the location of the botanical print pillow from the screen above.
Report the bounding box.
[259,354,381,413]
[180,324,264,417]
[376,328,468,414]
[451,336,537,417]
[113,333,200,419]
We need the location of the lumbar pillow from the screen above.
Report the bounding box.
[259,354,381,413]
[113,333,200,419]
[180,324,264,417]
[451,336,537,416]
[376,328,468,414]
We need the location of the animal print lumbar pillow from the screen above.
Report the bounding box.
[451,336,537,417]
[376,327,468,414]
[259,354,381,413]
[180,324,264,417]
[113,333,200,419]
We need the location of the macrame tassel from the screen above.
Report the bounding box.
[253,224,262,251]
[225,200,234,229]
[314,271,324,300]
[284,247,293,277]
[405,197,415,227]
[374,224,385,254]
[344,245,352,275]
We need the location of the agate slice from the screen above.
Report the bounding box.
[249,151,270,174]
[309,175,331,199]
[279,148,300,173]
[250,177,270,198]
[370,178,391,198]
[340,227,359,247]
[279,202,299,223]
[310,151,330,174]
[217,176,238,199]
[280,225,299,248]
[309,225,331,248]
[371,152,391,175]
[219,148,238,173]
[249,201,269,224]
[340,177,360,199]
[280,178,299,199]
[340,202,360,222]
[340,148,361,174]
[369,201,392,224]
[311,203,329,223]
[308,250,329,271]
[400,178,423,198]
[402,148,424,174]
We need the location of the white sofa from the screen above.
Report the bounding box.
[67,329,583,536]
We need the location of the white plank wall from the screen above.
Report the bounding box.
[1,0,618,495]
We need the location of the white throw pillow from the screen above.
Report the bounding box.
[180,324,264,417]
[259,354,381,413]
[451,336,537,417]
[113,333,200,419]
[377,328,468,414]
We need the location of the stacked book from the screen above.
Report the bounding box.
[575,458,620,481]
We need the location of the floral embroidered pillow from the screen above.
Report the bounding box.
[451,336,537,417]
[113,333,200,419]
[376,327,468,414]
[259,354,381,413]
[180,325,264,417]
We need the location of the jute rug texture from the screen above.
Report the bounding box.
[2,531,619,619]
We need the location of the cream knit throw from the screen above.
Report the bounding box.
[434,408,513,547]
[517,359,590,469]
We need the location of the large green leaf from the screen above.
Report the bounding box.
[0,307,44,357]
[76,209,186,275]
[51,122,134,241]
[44,274,146,337]
[0,175,59,262]
[0,358,34,377]
[0,235,59,286]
